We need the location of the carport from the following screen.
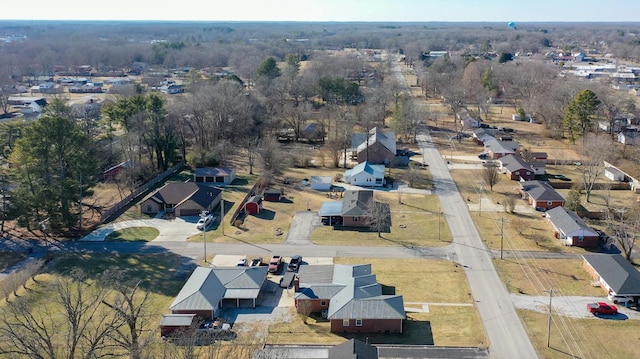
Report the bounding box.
[319,201,343,225]
[222,288,262,308]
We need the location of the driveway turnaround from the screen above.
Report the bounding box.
[78,216,202,242]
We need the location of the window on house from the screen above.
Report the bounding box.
[321,301,327,307]
[343,319,349,327]
[146,205,152,212]
[376,178,382,184]
[547,201,552,205]
[353,217,359,222]
[514,171,519,175]
[356,319,363,327]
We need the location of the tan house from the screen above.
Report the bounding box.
[140,182,221,216]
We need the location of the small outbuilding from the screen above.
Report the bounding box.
[244,195,263,214]
[193,167,236,186]
[263,189,283,202]
[310,176,332,191]
[160,314,196,337]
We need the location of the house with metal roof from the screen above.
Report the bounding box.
[169,266,268,320]
[140,182,221,216]
[344,161,385,187]
[294,264,405,334]
[519,180,565,211]
[545,207,599,247]
[582,254,640,298]
[498,154,535,181]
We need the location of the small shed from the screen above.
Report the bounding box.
[160,314,196,337]
[244,195,263,214]
[604,167,625,182]
[310,176,332,191]
[263,189,283,202]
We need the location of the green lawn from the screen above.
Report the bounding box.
[105,227,159,242]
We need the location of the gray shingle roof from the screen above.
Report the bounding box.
[546,207,597,237]
[484,138,519,154]
[342,190,374,216]
[520,180,565,202]
[151,182,221,208]
[194,167,234,177]
[499,154,533,172]
[583,254,640,295]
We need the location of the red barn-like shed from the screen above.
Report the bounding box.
[244,195,263,214]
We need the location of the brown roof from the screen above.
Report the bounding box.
[151,182,221,207]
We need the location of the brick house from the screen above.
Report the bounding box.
[519,180,565,210]
[582,254,640,298]
[545,207,599,247]
[498,154,535,181]
[484,138,519,159]
[294,264,405,334]
[352,127,396,165]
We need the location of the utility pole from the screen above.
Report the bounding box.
[545,289,556,348]
[438,207,442,241]
[220,195,225,236]
[479,184,484,217]
[500,217,504,260]
[200,210,207,263]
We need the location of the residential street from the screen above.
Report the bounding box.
[419,131,539,358]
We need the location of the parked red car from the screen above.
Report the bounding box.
[268,255,282,273]
[587,302,618,316]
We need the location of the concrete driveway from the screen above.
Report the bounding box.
[285,211,321,245]
[79,215,203,242]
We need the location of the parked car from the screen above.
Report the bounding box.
[556,174,570,181]
[288,255,302,272]
[608,293,635,305]
[196,214,214,230]
[478,153,489,159]
[198,320,231,333]
[587,302,618,315]
[250,257,263,267]
[236,258,247,267]
[268,255,282,273]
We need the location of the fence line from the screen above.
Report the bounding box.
[100,161,186,223]
[229,182,263,226]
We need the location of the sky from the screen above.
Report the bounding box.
[2,0,639,22]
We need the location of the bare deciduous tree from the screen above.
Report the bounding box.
[0,269,120,359]
[580,134,616,202]
[606,206,640,261]
[365,199,391,238]
[482,163,500,191]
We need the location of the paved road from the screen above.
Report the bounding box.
[419,131,539,359]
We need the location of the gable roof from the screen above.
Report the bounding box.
[344,161,385,179]
[546,207,598,237]
[353,127,396,154]
[342,190,374,216]
[499,154,533,172]
[149,182,221,207]
[583,254,640,295]
[296,264,405,321]
[169,266,267,311]
[484,138,519,154]
[520,180,565,202]
[329,339,379,359]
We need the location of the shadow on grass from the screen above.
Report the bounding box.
[253,209,276,220]
[337,318,433,345]
[49,252,191,297]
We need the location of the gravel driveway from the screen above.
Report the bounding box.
[285,211,321,245]
[511,293,640,320]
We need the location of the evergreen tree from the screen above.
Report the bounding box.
[564,89,600,144]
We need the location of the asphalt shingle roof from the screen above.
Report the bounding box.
[520,180,565,202]
[341,190,374,216]
[499,154,533,172]
[546,207,597,237]
[583,254,640,295]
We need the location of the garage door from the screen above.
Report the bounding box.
[179,209,201,216]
